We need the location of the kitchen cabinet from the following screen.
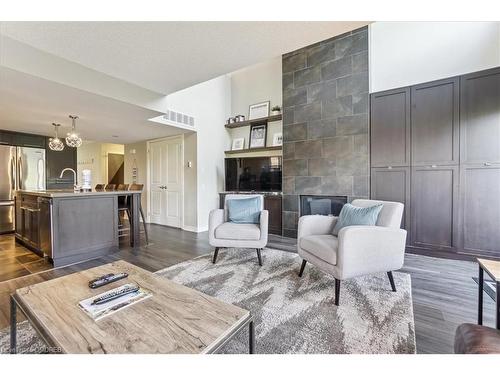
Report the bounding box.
[46,146,77,189]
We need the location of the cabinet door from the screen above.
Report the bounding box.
[410,165,459,251]
[411,78,459,166]
[371,167,410,230]
[370,87,410,167]
[46,146,77,189]
[13,133,46,148]
[459,164,500,258]
[0,131,13,145]
[264,195,282,235]
[460,67,500,164]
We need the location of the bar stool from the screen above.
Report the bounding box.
[105,184,116,191]
[116,184,130,239]
[95,184,105,191]
[129,183,149,245]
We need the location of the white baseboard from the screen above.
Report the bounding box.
[182,225,208,233]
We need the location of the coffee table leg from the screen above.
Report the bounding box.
[496,281,500,330]
[478,266,484,325]
[249,320,255,354]
[10,295,16,354]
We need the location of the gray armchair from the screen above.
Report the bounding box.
[208,194,269,265]
[297,199,407,305]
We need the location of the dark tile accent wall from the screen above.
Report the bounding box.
[282,26,369,238]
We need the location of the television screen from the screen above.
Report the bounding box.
[225,157,282,192]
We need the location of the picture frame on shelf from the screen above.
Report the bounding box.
[231,138,245,151]
[272,132,283,146]
[249,124,267,149]
[248,101,270,120]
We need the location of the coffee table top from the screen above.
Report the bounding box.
[478,258,500,282]
[13,260,250,354]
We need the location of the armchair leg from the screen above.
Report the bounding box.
[298,260,307,277]
[334,278,341,306]
[256,249,263,266]
[387,271,396,292]
[212,248,220,264]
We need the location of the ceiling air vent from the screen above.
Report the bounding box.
[163,110,195,127]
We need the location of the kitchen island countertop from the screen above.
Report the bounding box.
[16,189,142,198]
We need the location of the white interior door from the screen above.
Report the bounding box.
[149,136,183,227]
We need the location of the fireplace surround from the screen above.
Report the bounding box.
[300,195,347,217]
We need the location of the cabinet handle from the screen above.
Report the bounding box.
[484,162,492,166]
[431,165,437,168]
[387,166,392,170]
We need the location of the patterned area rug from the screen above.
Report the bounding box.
[0,248,416,354]
[157,248,416,354]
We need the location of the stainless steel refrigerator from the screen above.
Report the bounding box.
[0,145,46,233]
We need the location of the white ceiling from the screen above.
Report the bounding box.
[0,67,192,144]
[0,21,369,94]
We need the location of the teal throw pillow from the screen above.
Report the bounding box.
[332,203,383,236]
[227,197,261,224]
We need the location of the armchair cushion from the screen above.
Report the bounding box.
[332,203,383,235]
[226,196,261,224]
[300,235,338,266]
[215,222,261,240]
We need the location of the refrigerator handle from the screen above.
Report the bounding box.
[10,155,16,191]
[18,156,23,190]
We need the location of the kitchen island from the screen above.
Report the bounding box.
[14,190,142,267]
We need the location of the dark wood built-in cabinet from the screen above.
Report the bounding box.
[410,165,459,252]
[370,87,411,167]
[370,66,500,260]
[410,78,459,166]
[370,167,410,242]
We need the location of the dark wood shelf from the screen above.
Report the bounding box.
[224,114,282,129]
[224,146,282,155]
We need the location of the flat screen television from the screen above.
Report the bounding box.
[225,157,282,192]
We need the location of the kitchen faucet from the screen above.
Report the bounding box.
[60,168,80,192]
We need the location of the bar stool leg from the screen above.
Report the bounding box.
[140,206,149,244]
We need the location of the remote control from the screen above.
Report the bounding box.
[88,272,128,289]
[91,284,140,305]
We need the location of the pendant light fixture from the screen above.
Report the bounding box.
[66,115,82,148]
[48,123,65,151]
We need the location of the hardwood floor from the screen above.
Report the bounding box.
[0,227,497,354]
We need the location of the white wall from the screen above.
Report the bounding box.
[167,75,231,231]
[124,142,148,211]
[370,22,500,92]
[229,58,283,154]
[77,142,124,185]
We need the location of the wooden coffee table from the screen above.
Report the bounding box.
[10,260,254,354]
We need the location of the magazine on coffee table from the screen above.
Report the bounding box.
[78,283,152,321]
